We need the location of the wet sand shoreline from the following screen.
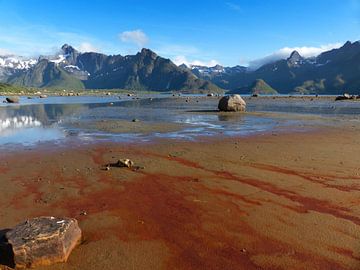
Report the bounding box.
[1,125,360,269]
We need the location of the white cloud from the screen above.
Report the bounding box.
[119,29,149,47]
[248,43,342,69]
[154,44,220,67]
[173,55,220,67]
[77,42,99,53]
[226,2,241,12]
[0,48,12,55]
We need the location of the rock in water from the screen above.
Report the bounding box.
[5,97,19,103]
[218,94,246,112]
[5,217,81,269]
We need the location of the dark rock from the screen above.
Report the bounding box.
[218,94,246,112]
[335,93,355,101]
[5,216,81,269]
[5,97,19,103]
[107,159,134,168]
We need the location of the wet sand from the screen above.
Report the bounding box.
[1,126,360,269]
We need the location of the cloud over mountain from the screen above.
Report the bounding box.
[119,29,149,47]
[173,55,220,67]
[248,43,342,69]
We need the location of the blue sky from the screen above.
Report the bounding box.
[0,0,359,67]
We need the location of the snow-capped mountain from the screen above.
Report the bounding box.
[2,40,360,94]
[0,55,37,70]
[186,64,247,79]
[0,44,221,92]
[181,40,360,95]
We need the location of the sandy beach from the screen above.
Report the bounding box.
[0,123,360,269]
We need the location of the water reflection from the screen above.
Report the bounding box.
[2,95,359,147]
[0,116,41,132]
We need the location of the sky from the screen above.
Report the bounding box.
[0,0,359,67]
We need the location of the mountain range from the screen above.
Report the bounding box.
[188,41,360,95]
[0,40,360,94]
[0,44,221,92]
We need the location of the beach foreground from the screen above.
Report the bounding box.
[0,127,360,270]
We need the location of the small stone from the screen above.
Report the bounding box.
[108,159,134,168]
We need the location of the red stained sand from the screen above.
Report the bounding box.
[1,131,360,269]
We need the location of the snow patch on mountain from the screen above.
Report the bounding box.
[0,56,37,70]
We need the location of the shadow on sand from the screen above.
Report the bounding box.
[0,229,15,269]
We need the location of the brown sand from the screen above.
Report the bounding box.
[1,127,360,269]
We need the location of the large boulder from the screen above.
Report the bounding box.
[218,94,246,112]
[5,97,19,103]
[5,217,81,269]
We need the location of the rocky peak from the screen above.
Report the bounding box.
[341,40,360,50]
[213,64,224,70]
[60,44,80,66]
[139,48,158,60]
[287,50,303,66]
[61,44,78,55]
[342,41,352,48]
[178,63,188,69]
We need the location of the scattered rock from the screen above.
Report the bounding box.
[335,93,356,101]
[108,159,134,168]
[218,94,246,112]
[5,97,19,103]
[39,95,47,98]
[5,216,81,269]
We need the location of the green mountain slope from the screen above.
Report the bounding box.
[3,46,221,92]
[8,59,84,89]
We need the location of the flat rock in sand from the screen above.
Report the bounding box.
[5,217,81,269]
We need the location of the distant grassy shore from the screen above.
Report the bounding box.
[0,83,161,96]
[0,82,225,97]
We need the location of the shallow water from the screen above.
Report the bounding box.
[0,95,360,147]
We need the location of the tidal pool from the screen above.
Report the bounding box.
[0,95,360,147]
